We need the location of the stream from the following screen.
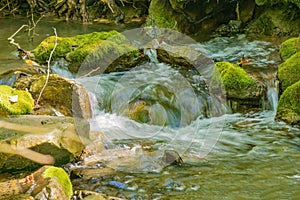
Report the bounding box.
[1,18,300,199]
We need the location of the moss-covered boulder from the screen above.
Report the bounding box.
[148,0,178,30]
[211,62,265,112]
[247,3,300,36]
[279,37,300,61]
[32,31,144,74]
[275,80,300,125]
[0,115,87,173]
[148,0,240,35]
[277,52,300,92]
[0,85,34,116]
[0,166,72,199]
[15,74,91,119]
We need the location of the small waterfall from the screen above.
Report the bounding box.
[264,73,279,112]
[143,38,160,63]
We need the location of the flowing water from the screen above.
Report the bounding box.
[1,18,300,199]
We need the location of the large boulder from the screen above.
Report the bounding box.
[275,80,300,125]
[0,85,34,116]
[277,52,300,92]
[0,115,87,173]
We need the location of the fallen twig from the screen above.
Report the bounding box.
[7,24,28,50]
[35,27,58,106]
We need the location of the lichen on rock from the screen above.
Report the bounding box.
[0,85,34,116]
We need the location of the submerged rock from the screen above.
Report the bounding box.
[124,100,149,123]
[14,74,91,118]
[0,85,34,116]
[0,115,86,173]
[276,80,300,125]
[0,166,72,200]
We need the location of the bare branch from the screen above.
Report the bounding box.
[35,27,58,106]
[7,25,28,50]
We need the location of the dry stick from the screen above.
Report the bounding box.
[7,24,29,49]
[28,14,44,40]
[35,27,58,106]
[0,2,9,12]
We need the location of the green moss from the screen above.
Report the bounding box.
[276,80,300,124]
[279,37,300,60]
[148,0,177,29]
[30,74,73,111]
[32,30,137,73]
[32,36,73,62]
[32,30,123,63]
[43,166,72,198]
[278,52,300,91]
[0,85,34,116]
[212,62,256,91]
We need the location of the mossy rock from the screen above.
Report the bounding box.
[276,80,300,125]
[148,0,178,29]
[32,30,132,73]
[78,40,142,75]
[278,52,300,92]
[0,85,34,116]
[212,62,262,99]
[42,166,73,199]
[279,37,300,61]
[246,6,300,36]
[0,166,73,199]
[0,115,87,173]
[15,74,91,118]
